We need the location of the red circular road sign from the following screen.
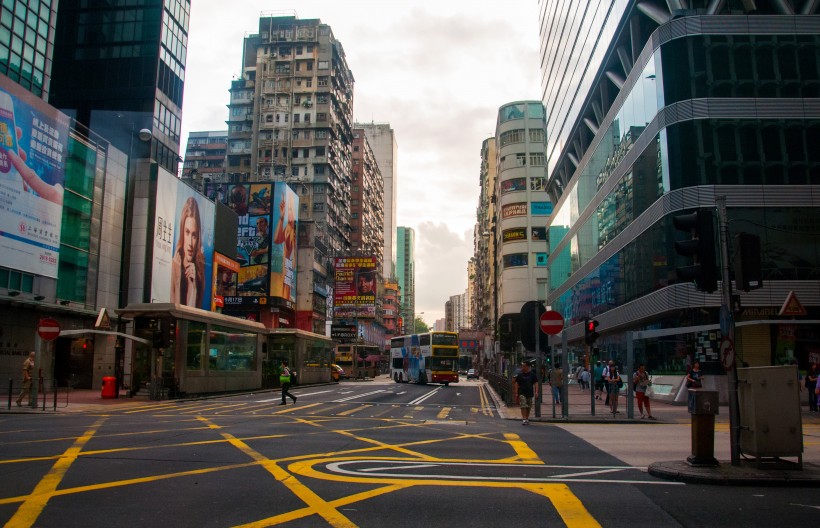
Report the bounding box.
[539,310,565,335]
[37,317,60,341]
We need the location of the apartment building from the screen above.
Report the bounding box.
[226,15,354,334]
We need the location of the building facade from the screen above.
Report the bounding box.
[493,101,549,321]
[226,15,355,334]
[0,0,58,98]
[396,226,415,333]
[540,1,820,391]
[472,137,498,359]
[181,130,228,189]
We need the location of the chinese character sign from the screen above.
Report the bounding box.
[0,77,69,278]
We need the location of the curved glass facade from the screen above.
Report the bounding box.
[548,34,820,298]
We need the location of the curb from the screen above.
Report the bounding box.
[648,460,820,487]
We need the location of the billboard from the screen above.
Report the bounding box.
[333,255,377,319]
[151,170,216,309]
[212,251,240,311]
[208,181,297,308]
[0,76,69,278]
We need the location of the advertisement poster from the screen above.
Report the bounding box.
[333,255,377,319]
[269,183,298,305]
[212,251,240,311]
[151,170,215,310]
[232,183,271,305]
[210,181,297,307]
[0,77,69,278]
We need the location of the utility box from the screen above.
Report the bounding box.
[737,365,802,468]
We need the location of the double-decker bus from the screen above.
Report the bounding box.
[390,331,459,385]
[335,344,381,378]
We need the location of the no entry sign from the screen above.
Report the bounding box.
[37,317,60,341]
[539,310,564,335]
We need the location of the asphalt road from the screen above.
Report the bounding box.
[1,378,817,527]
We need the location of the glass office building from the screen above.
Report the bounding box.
[0,0,56,98]
[540,1,820,385]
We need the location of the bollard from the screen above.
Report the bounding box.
[7,378,11,409]
[687,389,719,466]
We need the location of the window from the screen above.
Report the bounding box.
[529,152,545,166]
[318,77,328,87]
[315,130,327,139]
[317,113,327,122]
[516,153,526,166]
[293,114,300,123]
[318,60,329,69]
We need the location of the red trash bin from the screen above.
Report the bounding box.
[101,376,117,399]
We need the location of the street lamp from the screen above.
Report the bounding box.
[413,311,424,334]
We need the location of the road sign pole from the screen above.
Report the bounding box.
[534,308,541,418]
[717,196,741,466]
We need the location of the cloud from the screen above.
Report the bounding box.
[414,221,473,324]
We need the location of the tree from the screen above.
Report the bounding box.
[414,317,430,334]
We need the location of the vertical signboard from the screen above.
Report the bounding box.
[334,256,377,319]
[152,170,215,310]
[0,77,69,278]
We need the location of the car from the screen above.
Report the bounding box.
[466,369,478,380]
[331,364,346,381]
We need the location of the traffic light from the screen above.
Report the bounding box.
[584,318,599,345]
[733,232,763,292]
[673,209,718,293]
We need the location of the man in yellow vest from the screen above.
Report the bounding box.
[279,360,297,405]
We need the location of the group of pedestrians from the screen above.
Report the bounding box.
[514,358,659,422]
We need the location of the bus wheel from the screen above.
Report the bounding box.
[394,373,399,383]
[444,382,449,387]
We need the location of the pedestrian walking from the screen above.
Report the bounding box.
[513,361,538,425]
[804,363,818,412]
[15,351,35,407]
[279,360,297,405]
[605,361,622,415]
[549,364,564,404]
[633,363,656,420]
[579,367,591,391]
[593,361,604,400]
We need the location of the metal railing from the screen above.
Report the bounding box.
[5,377,70,411]
[485,371,513,406]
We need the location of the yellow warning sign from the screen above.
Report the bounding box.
[779,291,807,317]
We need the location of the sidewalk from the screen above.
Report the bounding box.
[487,381,820,487]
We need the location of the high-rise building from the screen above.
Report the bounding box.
[49,0,190,174]
[493,101,549,322]
[540,1,820,394]
[356,123,398,278]
[226,15,354,334]
[396,226,415,332]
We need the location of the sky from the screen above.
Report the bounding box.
[181,1,542,325]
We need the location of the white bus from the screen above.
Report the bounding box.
[390,331,459,385]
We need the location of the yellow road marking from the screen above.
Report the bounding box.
[274,402,321,414]
[197,416,357,528]
[502,433,543,463]
[436,407,451,419]
[337,405,372,416]
[4,417,106,527]
[526,484,602,527]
